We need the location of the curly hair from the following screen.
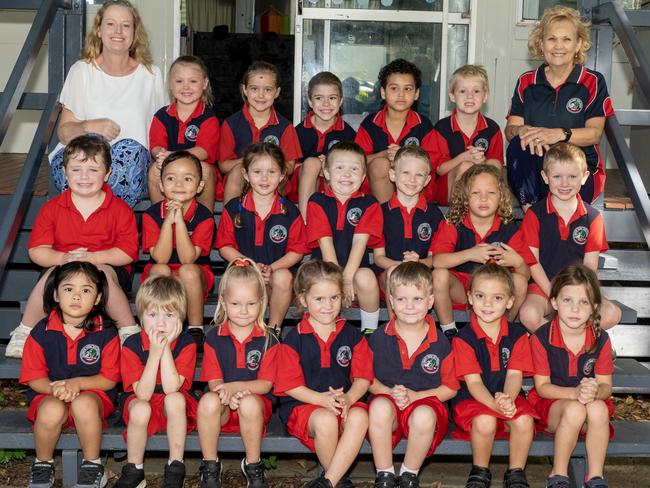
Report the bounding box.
[82,0,153,71]
[446,164,513,225]
[528,5,591,65]
[378,58,422,90]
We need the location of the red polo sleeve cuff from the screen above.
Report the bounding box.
[199,340,223,382]
[258,342,280,383]
[98,336,121,382]
[441,354,460,390]
[175,343,197,390]
[28,202,56,248]
[191,218,216,254]
[19,335,48,384]
[215,208,238,250]
[280,126,303,163]
[429,130,451,170]
[354,126,374,155]
[430,221,457,254]
[486,130,504,164]
[594,336,614,375]
[351,338,374,382]
[274,344,305,395]
[195,117,220,163]
[306,201,332,247]
[218,123,237,162]
[286,215,310,255]
[507,229,537,266]
[120,346,145,392]
[520,209,540,249]
[585,214,608,253]
[530,335,551,376]
[507,334,535,376]
[356,201,383,248]
[149,115,169,153]
[141,213,160,253]
[452,337,482,378]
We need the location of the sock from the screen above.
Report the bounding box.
[440,321,457,332]
[83,458,101,465]
[400,464,419,476]
[188,325,203,330]
[18,321,28,329]
[245,458,260,465]
[135,464,144,470]
[377,466,395,475]
[360,309,379,331]
[35,458,54,464]
[168,459,183,465]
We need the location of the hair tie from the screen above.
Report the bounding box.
[233,258,250,267]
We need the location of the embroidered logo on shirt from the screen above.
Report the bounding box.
[474,138,489,151]
[501,347,511,366]
[417,222,432,241]
[328,139,340,150]
[264,135,280,145]
[79,344,101,365]
[566,97,583,114]
[404,136,420,146]
[346,207,362,226]
[583,357,597,376]
[336,346,352,367]
[572,226,589,245]
[246,349,262,371]
[269,224,288,244]
[185,124,199,142]
[421,353,440,374]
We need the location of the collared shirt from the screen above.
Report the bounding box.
[296,112,356,159]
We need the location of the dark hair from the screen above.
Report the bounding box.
[160,150,203,181]
[241,60,280,100]
[235,142,288,228]
[294,259,345,308]
[43,262,110,332]
[63,134,112,172]
[470,263,515,297]
[169,55,213,105]
[308,71,343,99]
[378,58,422,90]
[324,140,367,171]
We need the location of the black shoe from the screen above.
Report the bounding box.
[114,463,146,488]
[584,477,609,488]
[503,468,528,488]
[545,475,570,488]
[241,459,267,488]
[28,461,55,488]
[74,461,106,488]
[303,474,334,488]
[187,327,205,352]
[335,477,355,488]
[466,465,491,488]
[163,461,185,488]
[375,472,398,488]
[443,327,458,341]
[199,460,221,488]
[398,472,419,488]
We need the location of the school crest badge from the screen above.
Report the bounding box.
[501,347,511,366]
[336,346,352,367]
[573,226,589,245]
[184,124,199,142]
[264,135,280,145]
[421,354,440,374]
[404,136,420,146]
[566,97,583,114]
[417,222,432,241]
[474,138,489,151]
[346,207,362,226]
[79,344,101,365]
[246,349,262,371]
[269,224,288,244]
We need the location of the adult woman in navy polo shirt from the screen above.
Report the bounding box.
[505,6,614,207]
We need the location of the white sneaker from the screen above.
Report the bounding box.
[118,325,141,345]
[5,324,32,358]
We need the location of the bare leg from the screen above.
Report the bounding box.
[197,162,216,209]
[509,272,529,321]
[506,414,534,469]
[368,157,394,203]
[600,297,622,331]
[126,398,152,465]
[21,268,54,327]
[33,397,67,461]
[354,267,380,312]
[432,269,466,326]
[470,415,497,468]
[238,395,266,462]
[70,393,104,460]
[546,400,586,477]
[403,405,436,470]
[584,401,610,479]
[518,293,552,333]
[323,407,368,485]
[98,265,136,328]
[178,264,207,326]
[223,164,245,203]
[165,392,187,462]
[268,269,293,330]
[197,391,229,460]
[308,409,339,472]
[298,157,323,219]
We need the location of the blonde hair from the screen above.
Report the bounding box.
[543,142,588,173]
[449,64,489,93]
[136,276,187,322]
[389,261,433,297]
[169,55,213,105]
[214,258,268,334]
[82,0,153,71]
[392,145,431,174]
[294,260,345,309]
[528,5,591,65]
[470,263,515,298]
[447,164,513,225]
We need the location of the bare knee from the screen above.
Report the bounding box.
[369,397,395,428]
[408,406,436,433]
[472,414,497,437]
[302,157,323,176]
[70,394,101,421]
[311,410,339,439]
[586,400,610,425]
[164,391,186,416]
[354,268,378,293]
[35,398,67,429]
[149,264,172,277]
[519,303,544,332]
[560,401,587,427]
[198,392,223,416]
[270,268,292,292]
[201,162,216,184]
[237,395,264,419]
[601,300,622,330]
[128,399,152,426]
[345,407,369,431]
[178,264,202,282]
[509,414,534,434]
[432,268,450,290]
[368,158,390,180]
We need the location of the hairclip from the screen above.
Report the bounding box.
[233,258,250,267]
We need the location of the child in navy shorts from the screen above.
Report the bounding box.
[452,264,537,488]
[116,277,197,488]
[529,265,614,488]
[276,260,373,488]
[367,262,458,488]
[20,262,119,488]
[197,258,280,488]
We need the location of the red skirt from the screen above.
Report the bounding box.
[451,396,539,440]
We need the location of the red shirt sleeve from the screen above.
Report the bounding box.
[594,336,614,375]
[428,129,452,172]
[214,207,238,250]
[191,217,216,256]
[585,213,608,253]
[530,335,551,376]
[285,214,310,255]
[28,200,56,249]
[120,346,145,392]
[354,125,375,155]
[506,334,534,376]
[141,212,161,254]
[98,335,121,382]
[218,121,237,162]
[520,208,540,250]
[350,337,374,382]
[258,343,279,383]
[149,114,169,154]
[199,339,223,382]
[452,337,482,378]
[441,354,460,390]
[485,129,504,164]
[112,202,139,262]
[195,116,220,164]
[174,342,197,391]
[355,201,383,248]
[430,221,458,254]
[274,344,306,395]
[19,335,48,384]
[306,200,332,248]
[507,228,537,266]
[280,125,303,163]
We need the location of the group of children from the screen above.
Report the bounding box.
[13,54,620,488]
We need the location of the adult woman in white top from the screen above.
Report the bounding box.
[49,0,167,207]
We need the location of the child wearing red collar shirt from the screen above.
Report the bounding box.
[218,61,302,203]
[429,65,504,205]
[148,56,220,207]
[141,151,215,349]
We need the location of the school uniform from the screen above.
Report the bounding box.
[275,315,373,451]
[200,322,280,433]
[120,330,198,437]
[507,64,614,204]
[529,318,614,434]
[430,110,504,205]
[141,199,216,294]
[19,311,120,428]
[28,185,138,289]
[306,189,382,267]
[430,215,536,291]
[367,316,459,455]
[521,194,607,298]
[451,315,538,440]
[355,106,437,200]
[215,192,309,265]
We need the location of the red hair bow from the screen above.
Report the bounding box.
[233,258,250,267]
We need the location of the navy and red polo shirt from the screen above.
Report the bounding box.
[306,188,382,267]
[430,110,504,204]
[218,105,302,163]
[276,314,373,424]
[200,322,279,392]
[142,198,215,266]
[28,185,139,273]
[149,100,220,164]
[295,113,356,160]
[120,330,197,393]
[530,317,613,387]
[20,311,120,403]
[430,215,536,275]
[367,316,459,393]
[377,193,444,263]
[215,192,309,265]
[452,315,533,404]
[508,64,614,174]
[521,194,607,280]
